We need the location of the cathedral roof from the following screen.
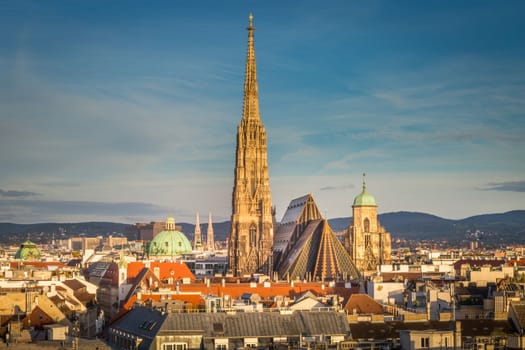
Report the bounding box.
[148,217,192,258]
[14,240,41,261]
[353,176,377,207]
[274,194,322,254]
[274,194,359,280]
[278,219,360,280]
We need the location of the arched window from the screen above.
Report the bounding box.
[364,218,370,232]
[365,234,371,248]
[250,225,257,246]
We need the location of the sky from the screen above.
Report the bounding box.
[1,1,524,224]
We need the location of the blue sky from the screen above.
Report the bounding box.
[1,1,524,224]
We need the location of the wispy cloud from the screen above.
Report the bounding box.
[481,181,525,193]
[320,184,354,192]
[1,2,524,222]
[0,199,170,223]
[0,189,39,197]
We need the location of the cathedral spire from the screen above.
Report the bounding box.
[193,212,202,251]
[242,13,260,122]
[229,15,274,277]
[207,212,215,252]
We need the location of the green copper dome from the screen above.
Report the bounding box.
[353,176,377,207]
[15,240,41,261]
[148,216,192,258]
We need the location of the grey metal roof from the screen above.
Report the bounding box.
[273,195,311,254]
[111,307,351,350]
[511,302,525,330]
[280,194,311,225]
[110,307,167,350]
[158,309,350,338]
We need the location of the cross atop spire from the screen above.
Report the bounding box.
[362,173,367,191]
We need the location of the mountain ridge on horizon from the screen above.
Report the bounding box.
[1,209,524,245]
[2,209,523,226]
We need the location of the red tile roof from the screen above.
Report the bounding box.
[178,281,353,301]
[507,260,525,267]
[121,293,204,311]
[127,261,195,282]
[344,293,384,315]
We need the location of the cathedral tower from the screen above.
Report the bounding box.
[229,14,274,276]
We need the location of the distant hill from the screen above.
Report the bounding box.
[0,222,130,244]
[330,210,525,243]
[329,212,455,237]
[1,210,524,244]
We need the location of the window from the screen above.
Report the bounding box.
[364,218,370,232]
[162,342,187,350]
[215,338,228,350]
[249,225,257,246]
[420,337,429,348]
[244,338,258,348]
[365,234,371,248]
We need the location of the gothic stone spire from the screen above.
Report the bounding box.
[207,212,215,252]
[242,13,260,123]
[229,14,274,277]
[193,212,202,251]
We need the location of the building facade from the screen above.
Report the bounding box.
[109,306,351,350]
[229,15,274,277]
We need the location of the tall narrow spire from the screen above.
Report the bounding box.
[193,212,202,251]
[229,14,274,277]
[207,212,214,252]
[242,13,260,122]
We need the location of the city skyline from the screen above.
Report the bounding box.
[1,1,524,224]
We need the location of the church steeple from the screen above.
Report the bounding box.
[242,13,260,122]
[193,212,202,251]
[229,14,274,277]
[207,212,215,252]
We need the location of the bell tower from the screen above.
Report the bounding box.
[348,174,392,273]
[228,14,274,276]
